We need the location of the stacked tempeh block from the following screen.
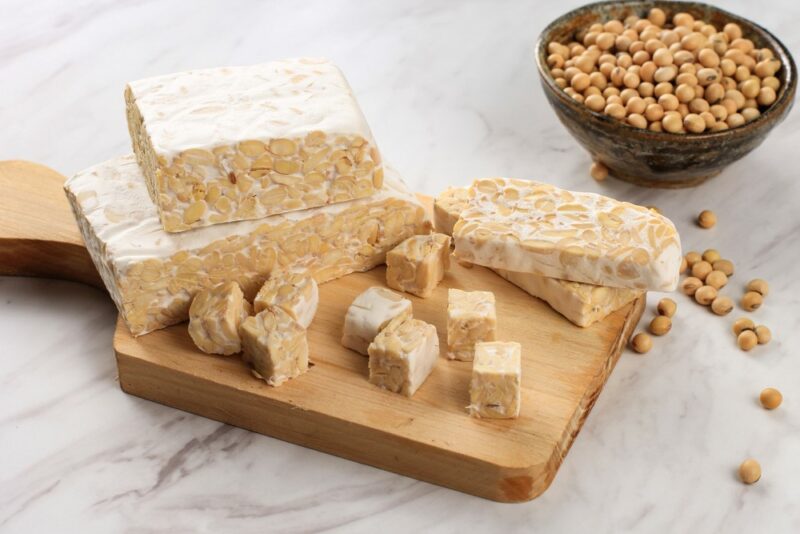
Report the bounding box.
[435,178,682,327]
[124,59,386,232]
[65,58,432,388]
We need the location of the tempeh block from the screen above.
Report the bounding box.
[125,58,384,232]
[64,155,431,336]
[453,178,681,291]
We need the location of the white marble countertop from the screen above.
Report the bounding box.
[2,0,799,532]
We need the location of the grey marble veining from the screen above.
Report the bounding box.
[1,0,799,532]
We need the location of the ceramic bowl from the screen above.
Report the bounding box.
[535,1,796,188]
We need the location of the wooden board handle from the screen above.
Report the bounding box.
[0,160,103,289]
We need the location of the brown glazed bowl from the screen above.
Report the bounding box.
[535,1,797,188]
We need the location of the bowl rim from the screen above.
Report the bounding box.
[534,0,798,141]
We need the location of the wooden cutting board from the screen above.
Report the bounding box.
[0,160,644,502]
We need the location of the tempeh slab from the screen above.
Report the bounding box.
[126,59,384,232]
[435,186,643,326]
[493,268,641,328]
[453,178,681,291]
[64,155,429,336]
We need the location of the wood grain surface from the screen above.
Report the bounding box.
[0,160,102,288]
[0,160,644,502]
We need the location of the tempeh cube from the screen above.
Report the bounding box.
[468,341,521,419]
[240,306,309,387]
[125,58,385,232]
[368,318,439,397]
[188,281,251,355]
[453,178,682,291]
[433,186,470,235]
[386,233,451,298]
[342,287,413,355]
[254,272,318,328]
[447,289,497,361]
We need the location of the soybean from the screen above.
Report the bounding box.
[546,10,781,134]
[649,315,672,336]
[711,296,733,315]
[738,330,758,351]
[739,459,761,484]
[705,270,728,289]
[657,298,677,317]
[746,279,769,296]
[759,388,782,410]
[698,210,716,228]
[755,325,772,344]
[631,332,653,353]
[741,291,763,311]
[681,276,703,296]
[694,285,717,305]
[732,317,755,336]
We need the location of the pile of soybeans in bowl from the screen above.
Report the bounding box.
[545,8,783,134]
